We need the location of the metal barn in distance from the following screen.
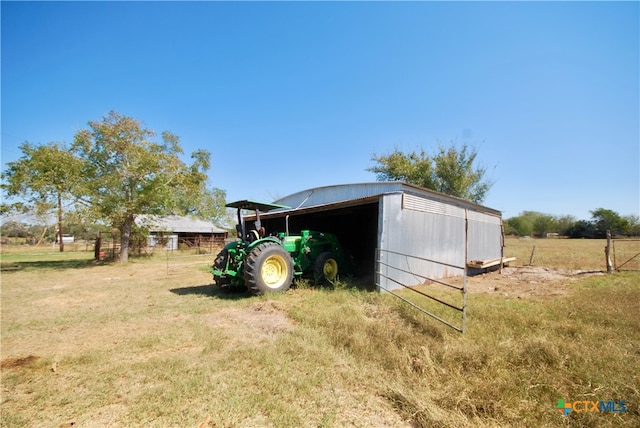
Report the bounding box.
[244,181,504,292]
[136,215,228,251]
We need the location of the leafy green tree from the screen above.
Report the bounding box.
[556,215,577,236]
[176,183,228,224]
[506,209,637,238]
[505,216,533,237]
[623,214,640,236]
[505,211,562,237]
[532,214,557,237]
[368,148,435,189]
[590,208,629,237]
[1,142,83,251]
[72,111,212,263]
[0,220,28,238]
[566,220,597,238]
[368,142,492,203]
[62,210,111,241]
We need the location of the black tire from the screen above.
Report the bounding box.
[244,242,294,294]
[212,248,231,287]
[314,251,339,285]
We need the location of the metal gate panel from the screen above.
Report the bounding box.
[375,248,467,333]
[613,239,640,271]
[377,194,468,333]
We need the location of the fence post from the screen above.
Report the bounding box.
[605,230,613,273]
[528,245,536,265]
[95,232,102,261]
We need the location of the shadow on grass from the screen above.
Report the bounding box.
[170,284,251,300]
[170,275,377,300]
[0,258,100,272]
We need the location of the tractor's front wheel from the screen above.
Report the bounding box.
[244,242,294,294]
[314,251,339,285]
[212,248,231,287]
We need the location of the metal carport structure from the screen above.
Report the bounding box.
[243,181,504,287]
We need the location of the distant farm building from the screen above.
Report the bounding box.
[136,215,228,251]
[55,234,75,244]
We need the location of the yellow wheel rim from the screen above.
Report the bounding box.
[323,259,338,282]
[261,254,288,289]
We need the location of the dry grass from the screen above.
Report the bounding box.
[1,242,639,427]
[504,236,610,270]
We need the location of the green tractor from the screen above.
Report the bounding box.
[212,200,350,294]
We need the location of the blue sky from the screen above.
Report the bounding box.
[2,1,638,220]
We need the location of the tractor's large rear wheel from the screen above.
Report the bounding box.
[244,242,294,294]
[314,251,339,285]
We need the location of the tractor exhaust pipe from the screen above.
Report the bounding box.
[285,215,290,237]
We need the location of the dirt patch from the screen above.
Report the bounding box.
[464,266,605,298]
[207,300,294,343]
[1,355,40,370]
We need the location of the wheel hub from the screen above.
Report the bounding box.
[323,259,338,282]
[262,255,287,288]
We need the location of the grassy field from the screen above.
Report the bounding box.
[504,236,627,271]
[1,238,639,427]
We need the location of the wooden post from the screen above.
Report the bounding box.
[605,230,613,273]
[529,245,536,265]
[57,193,64,253]
[94,232,102,261]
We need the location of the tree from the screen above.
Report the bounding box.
[556,215,577,236]
[62,210,110,241]
[505,216,533,237]
[532,214,556,237]
[504,209,636,239]
[1,142,83,251]
[504,211,561,237]
[72,111,211,263]
[175,182,228,224]
[566,220,597,238]
[590,208,629,237]
[368,142,492,203]
[623,214,640,236]
[0,220,28,239]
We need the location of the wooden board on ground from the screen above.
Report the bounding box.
[467,257,516,269]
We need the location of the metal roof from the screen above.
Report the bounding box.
[135,215,227,234]
[226,200,290,212]
[271,181,501,216]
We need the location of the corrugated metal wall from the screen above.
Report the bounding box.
[467,210,503,261]
[378,193,502,291]
[378,194,467,290]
